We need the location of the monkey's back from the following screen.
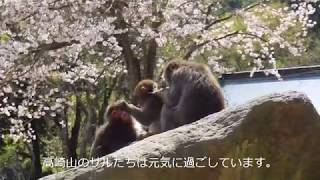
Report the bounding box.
[172,65,225,124]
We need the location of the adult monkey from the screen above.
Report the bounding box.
[90,103,145,158]
[119,79,163,134]
[160,59,225,131]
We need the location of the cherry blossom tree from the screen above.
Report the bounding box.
[0,0,319,177]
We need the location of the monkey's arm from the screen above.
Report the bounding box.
[161,83,183,108]
[152,89,171,107]
[121,101,156,126]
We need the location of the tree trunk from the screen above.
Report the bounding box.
[29,120,42,180]
[116,32,141,91]
[142,0,161,80]
[67,95,82,160]
[142,39,157,79]
[98,78,116,125]
[112,4,142,92]
[79,92,97,158]
[98,84,109,125]
[60,108,69,159]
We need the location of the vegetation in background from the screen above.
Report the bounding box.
[0,0,319,179]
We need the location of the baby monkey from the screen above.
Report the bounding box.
[119,79,164,135]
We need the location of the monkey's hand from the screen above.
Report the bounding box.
[116,100,130,111]
[150,86,168,95]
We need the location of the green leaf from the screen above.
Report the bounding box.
[0,33,11,43]
[233,15,247,32]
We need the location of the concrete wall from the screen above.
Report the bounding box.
[222,76,320,112]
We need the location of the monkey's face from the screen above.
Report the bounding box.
[134,80,157,98]
[140,84,155,95]
[133,80,159,107]
[106,104,131,123]
[110,109,131,123]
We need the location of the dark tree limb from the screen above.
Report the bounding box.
[184,31,239,59]
[67,95,82,160]
[30,40,80,53]
[30,120,42,180]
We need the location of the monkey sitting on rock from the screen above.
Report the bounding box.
[160,59,225,132]
[90,103,146,158]
[117,59,225,135]
[90,59,225,158]
[118,79,163,135]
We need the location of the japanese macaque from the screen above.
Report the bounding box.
[160,59,225,132]
[119,79,163,135]
[90,103,145,158]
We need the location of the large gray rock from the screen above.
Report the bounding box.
[41,91,320,180]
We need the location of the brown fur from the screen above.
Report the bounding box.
[90,104,138,158]
[120,79,163,134]
[161,59,225,131]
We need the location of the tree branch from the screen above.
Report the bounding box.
[184,31,267,60]
[30,40,79,53]
[203,1,263,31]
[184,1,266,60]
[184,31,239,59]
[238,32,267,42]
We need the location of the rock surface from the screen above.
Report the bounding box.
[41,91,320,180]
[0,164,25,180]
